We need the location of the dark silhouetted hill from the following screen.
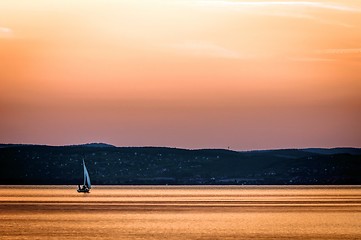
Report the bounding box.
[0,144,360,185]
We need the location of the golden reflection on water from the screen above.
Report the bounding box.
[0,186,361,239]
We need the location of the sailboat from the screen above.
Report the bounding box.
[77,160,91,193]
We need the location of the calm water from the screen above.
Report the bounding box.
[0,186,361,240]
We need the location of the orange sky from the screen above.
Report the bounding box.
[1,0,360,149]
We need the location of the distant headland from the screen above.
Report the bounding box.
[0,143,360,185]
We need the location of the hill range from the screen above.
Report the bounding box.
[0,143,360,185]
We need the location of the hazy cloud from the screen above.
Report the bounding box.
[315,48,361,54]
[287,48,361,63]
[288,57,336,62]
[192,1,360,12]
[169,1,360,28]
[256,12,355,28]
[168,41,242,59]
[0,27,13,38]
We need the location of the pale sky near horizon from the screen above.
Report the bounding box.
[0,0,360,150]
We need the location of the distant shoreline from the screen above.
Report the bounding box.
[1,144,360,185]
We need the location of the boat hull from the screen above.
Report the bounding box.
[77,188,90,193]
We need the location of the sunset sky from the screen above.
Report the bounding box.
[1,0,360,150]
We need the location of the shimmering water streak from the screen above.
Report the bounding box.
[0,186,361,240]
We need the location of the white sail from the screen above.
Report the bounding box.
[83,160,91,189]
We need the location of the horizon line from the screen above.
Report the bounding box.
[1,142,360,152]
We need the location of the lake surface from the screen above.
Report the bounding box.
[0,186,361,239]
